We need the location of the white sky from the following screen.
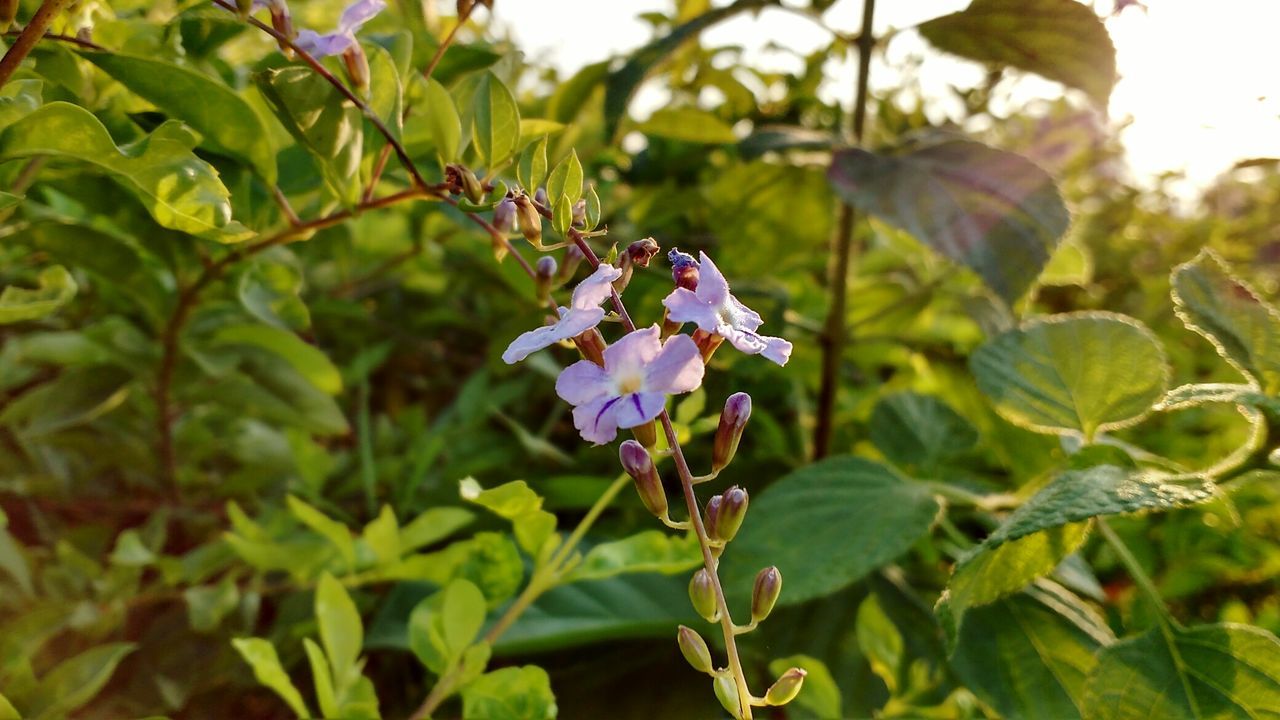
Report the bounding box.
[496,0,1280,192]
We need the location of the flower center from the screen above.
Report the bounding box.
[616,372,645,394]
[715,301,740,328]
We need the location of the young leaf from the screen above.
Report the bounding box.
[869,392,978,474]
[970,312,1169,438]
[212,324,342,395]
[408,579,486,674]
[635,108,736,144]
[459,478,557,556]
[26,643,136,720]
[82,52,277,183]
[472,72,521,166]
[517,136,549,191]
[719,457,940,606]
[0,104,250,242]
[315,573,363,691]
[829,138,1068,303]
[564,531,701,583]
[584,184,601,230]
[303,638,340,720]
[0,266,77,324]
[461,666,558,720]
[546,149,583,207]
[232,638,312,718]
[919,0,1117,106]
[287,495,357,568]
[1082,623,1280,719]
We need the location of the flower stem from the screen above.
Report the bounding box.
[0,0,74,88]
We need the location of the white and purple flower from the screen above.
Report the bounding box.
[294,0,386,57]
[501,263,622,364]
[662,251,792,366]
[555,325,704,444]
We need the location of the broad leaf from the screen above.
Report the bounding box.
[461,666,558,720]
[0,266,77,324]
[0,79,43,131]
[720,457,940,606]
[948,523,1090,616]
[316,573,363,691]
[255,67,363,206]
[636,108,736,144]
[27,643,136,720]
[970,312,1169,438]
[365,43,403,141]
[1082,623,1280,719]
[460,478,557,556]
[408,75,461,162]
[869,392,978,473]
[768,654,842,719]
[829,138,1069,303]
[565,531,701,582]
[472,72,520,166]
[0,103,250,242]
[232,638,311,718]
[919,0,1117,106]
[212,324,342,395]
[83,52,277,183]
[545,150,583,208]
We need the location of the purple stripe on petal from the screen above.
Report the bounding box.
[594,396,621,432]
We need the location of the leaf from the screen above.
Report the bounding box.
[212,324,342,395]
[0,103,249,242]
[184,578,240,634]
[255,67,363,207]
[238,257,310,331]
[1171,249,1280,393]
[409,579,487,674]
[0,191,20,211]
[948,523,1090,616]
[315,573,363,691]
[919,0,1117,106]
[0,266,77,324]
[410,75,461,162]
[303,638,340,720]
[565,531,701,583]
[0,694,18,720]
[970,312,1169,438]
[517,136,548,191]
[856,594,904,691]
[0,527,32,596]
[0,367,131,438]
[459,478,557,556]
[82,52,277,183]
[287,495,357,568]
[719,457,940,606]
[603,0,778,140]
[869,392,978,473]
[365,43,403,141]
[768,654,842,719]
[1082,623,1280,719]
[362,506,400,566]
[545,150,583,208]
[518,118,565,145]
[28,643,135,720]
[472,72,521,166]
[399,507,475,552]
[739,125,836,159]
[0,79,43,131]
[232,638,312,718]
[951,582,1115,720]
[461,666,558,720]
[635,108,736,143]
[829,138,1069,302]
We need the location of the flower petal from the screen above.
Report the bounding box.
[572,395,622,445]
[294,29,353,57]
[569,263,623,310]
[662,287,718,330]
[695,251,731,306]
[502,318,566,364]
[759,335,793,366]
[613,392,667,429]
[721,326,792,366]
[339,0,386,32]
[727,295,763,332]
[556,360,613,405]
[643,334,705,395]
[603,325,663,377]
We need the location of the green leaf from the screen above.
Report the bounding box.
[232,638,311,718]
[28,643,136,720]
[856,594,904,691]
[362,506,401,566]
[602,0,778,140]
[303,637,340,720]
[518,118,565,145]
[952,582,1114,720]
[0,527,32,596]
[1171,249,1280,393]
[517,136,548,191]
[565,531,701,583]
[82,51,277,183]
[948,523,1090,617]
[287,495,357,568]
[0,693,19,720]
[583,184,601,230]
[212,324,342,395]
[919,0,1117,106]
[0,191,21,211]
[720,457,940,606]
[767,654,842,720]
[635,108,736,143]
[1082,623,1280,719]
[315,573,363,691]
[869,392,978,473]
[255,67,362,206]
[545,149,583,207]
[0,367,130,438]
[0,266,77,324]
[238,257,310,331]
[970,312,1169,438]
[0,103,249,242]
[739,124,835,159]
[0,79,43,131]
[399,507,475,552]
[408,579,487,674]
[410,76,461,162]
[110,529,156,566]
[365,43,403,141]
[183,578,240,634]
[828,138,1069,303]
[459,478,557,556]
[552,194,573,237]
[472,72,520,166]
[461,666,558,720]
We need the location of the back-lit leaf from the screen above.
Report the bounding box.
[0,266,77,324]
[256,67,363,207]
[635,108,736,144]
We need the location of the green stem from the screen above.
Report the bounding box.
[1096,517,1177,627]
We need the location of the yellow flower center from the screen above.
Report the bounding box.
[617,373,644,394]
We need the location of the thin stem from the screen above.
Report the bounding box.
[1,28,105,51]
[0,0,75,88]
[422,2,472,82]
[271,185,301,226]
[813,0,875,460]
[1096,517,1177,626]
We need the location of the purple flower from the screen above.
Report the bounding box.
[294,0,385,57]
[662,251,792,366]
[556,326,704,444]
[502,263,622,364]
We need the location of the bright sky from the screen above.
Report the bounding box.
[497,1,1280,193]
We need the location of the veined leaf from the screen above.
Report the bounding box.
[948,523,1090,616]
[472,72,520,166]
[869,392,978,474]
[407,75,461,163]
[565,531,701,583]
[461,666,557,720]
[212,324,342,395]
[0,266,77,324]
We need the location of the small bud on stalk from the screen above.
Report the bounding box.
[620,440,666,519]
[265,0,296,56]
[572,327,607,367]
[514,194,543,247]
[715,486,748,542]
[631,419,657,449]
[534,187,549,207]
[571,198,587,228]
[534,256,557,302]
[764,668,807,706]
[713,675,741,717]
[493,197,516,232]
[677,626,714,675]
[342,44,371,91]
[712,392,752,473]
[703,494,723,541]
[689,569,719,622]
[670,248,700,291]
[692,328,725,363]
[751,566,781,623]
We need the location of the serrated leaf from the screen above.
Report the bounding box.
[635,107,736,143]
[1082,623,1280,719]
[829,138,1068,303]
[517,136,548,191]
[720,457,940,606]
[952,582,1114,720]
[565,531,701,583]
[0,266,77,324]
[27,643,136,720]
[546,150,583,207]
[919,0,1117,106]
[970,312,1169,438]
[1171,249,1280,393]
[232,638,311,718]
[461,666,558,720]
[212,324,342,395]
[869,392,978,473]
[82,51,277,183]
[472,72,520,166]
[316,573,363,692]
[0,103,249,242]
[255,67,362,207]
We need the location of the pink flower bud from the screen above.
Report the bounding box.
[627,238,661,268]
[677,625,714,675]
[669,248,699,291]
[688,568,719,622]
[533,187,548,207]
[620,440,666,518]
[716,486,748,543]
[493,198,516,232]
[764,667,807,706]
[712,392,751,473]
[751,566,781,623]
[703,494,723,540]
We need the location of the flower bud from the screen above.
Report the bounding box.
[460,168,485,204]
[571,198,587,228]
[751,566,781,624]
[669,248,699,291]
[712,392,751,473]
[631,420,657,449]
[677,625,714,675]
[620,440,666,519]
[342,44,370,91]
[493,198,516,232]
[267,1,296,55]
[558,244,585,282]
[514,195,543,247]
[627,237,661,268]
[234,0,253,17]
[764,668,807,706]
[703,494,723,540]
[533,187,548,207]
[715,486,748,543]
[572,327,606,367]
[688,568,719,622]
[692,328,725,363]
[534,256,557,301]
[713,675,740,716]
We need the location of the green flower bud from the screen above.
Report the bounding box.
[764,667,807,706]
[619,440,666,519]
[631,419,658,449]
[460,167,485,204]
[751,566,781,624]
[712,392,751,473]
[677,625,714,675]
[688,568,719,622]
[514,195,543,247]
[713,675,740,716]
[716,486,748,543]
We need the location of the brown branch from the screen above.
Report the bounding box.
[0,0,75,88]
[421,2,473,82]
[1,28,104,51]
